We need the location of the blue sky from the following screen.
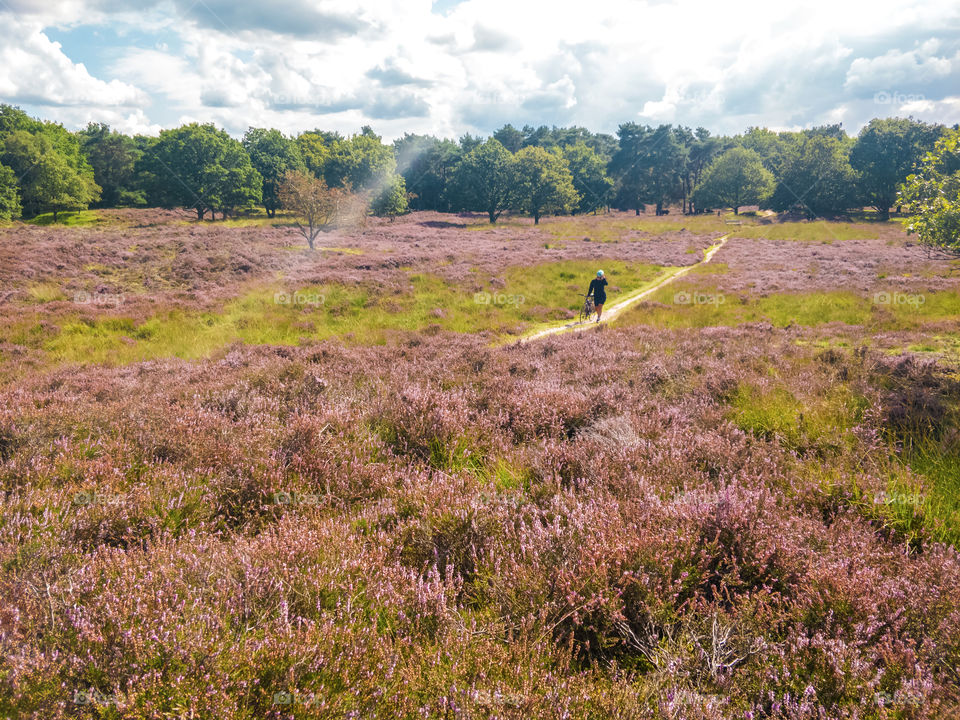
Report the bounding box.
[1,0,958,140]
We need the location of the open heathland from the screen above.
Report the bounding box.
[1,208,959,719]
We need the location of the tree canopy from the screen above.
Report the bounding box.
[851,118,945,220]
[694,147,775,215]
[77,122,143,207]
[448,138,516,223]
[0,164,20,220]
[563,142,613,214]
[766,132,858,216]
[138,123,261,220]
[899,128,960,252]
[1,128,100,220]
[371,174,409,219]
[243,127,305,217]
[513,145,579,224]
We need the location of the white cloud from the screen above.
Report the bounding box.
[1,0,959,139]
[0,15,145,108]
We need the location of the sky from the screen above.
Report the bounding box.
[0,0,958,141]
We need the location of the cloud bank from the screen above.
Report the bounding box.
[1,0,958,139]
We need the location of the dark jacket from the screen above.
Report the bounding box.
[588,277,608,303]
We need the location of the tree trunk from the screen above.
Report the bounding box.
[53,210,58,222]
[734,206,739,215]
[197,207,205,220]
[534,211,540,225]
[880,206,890,221]
[635,207,640,216]
[488,209,497,224]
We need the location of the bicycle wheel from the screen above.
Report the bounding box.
[579,298,594,323]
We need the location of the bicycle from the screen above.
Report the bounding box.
[578,294,595,324]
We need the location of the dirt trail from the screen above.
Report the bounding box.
[518,233,731,344]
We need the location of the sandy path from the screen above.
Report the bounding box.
[518,233,731,344]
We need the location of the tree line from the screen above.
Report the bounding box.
[0,104,956,247]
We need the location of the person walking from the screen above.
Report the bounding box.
[586,270,608,322]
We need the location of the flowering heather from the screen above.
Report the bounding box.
[0,209,959,718]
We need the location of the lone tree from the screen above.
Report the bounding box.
[693,147,775,215]
[899,128,960,253]
[278,170,348,249]
[513,145,579,224]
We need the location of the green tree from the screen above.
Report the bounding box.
[513,145,579,224]
[851,118,945,220]
[458,133,483,154]
[492,124,525,153]
[296,130,335,178]
[766,133,858,217]
[393,134,461,212]
[371,174,409,219]
[202,142,262,219]
[682,127,722,214]
[448,138,516,223]
[0,104,42,138]
[693,147,775,215]
[137,123,261,220]
[898,128,960,252]
[563,142,612,214]
[0,164,21,220]
[77,122,143,207]
[323,127,395,190]
[243,127,305,217]
[738,127,789,175]
[611,123,684,215]
[1,129,100,220]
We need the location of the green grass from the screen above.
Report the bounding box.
[730,221,887,243]
[619,284,960,331]
[26,282,67,303]
[900,441,960,547]
[546,214,733,243]
[25,260,664,366]
[24,210,115,227]
[729,381,866,455]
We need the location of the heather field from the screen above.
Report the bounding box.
[3,209,960,719]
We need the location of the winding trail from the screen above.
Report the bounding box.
[518,233,731,344]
